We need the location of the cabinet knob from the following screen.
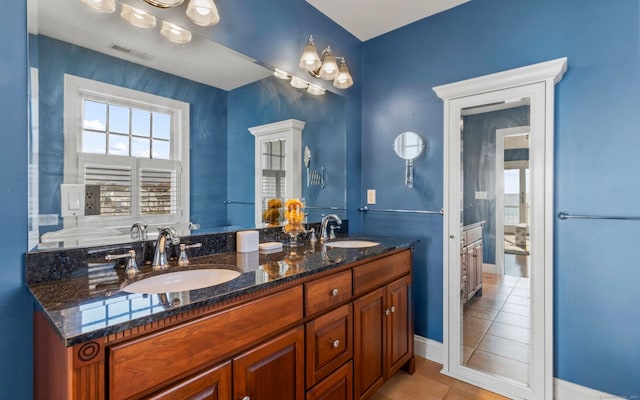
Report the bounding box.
[390,306,396,313]
[242,397,250,400]
[449,234,455,239]
[331,288,339,296]
[332,339,340,348]
[385,309,391,316]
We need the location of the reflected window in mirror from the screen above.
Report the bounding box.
[261,139,286,200]
[59,74,190,238]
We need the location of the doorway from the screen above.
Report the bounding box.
[434,58,567,400]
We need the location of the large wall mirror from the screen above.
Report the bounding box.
[27,0,347,251]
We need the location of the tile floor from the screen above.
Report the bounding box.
[372,357,509,400]
[462,270,531,385]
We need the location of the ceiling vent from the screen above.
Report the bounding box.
[107,43,154,61]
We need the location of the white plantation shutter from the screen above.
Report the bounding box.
[138,158,180,218]
[82,159,132,216]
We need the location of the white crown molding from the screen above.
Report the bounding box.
[248,119,306,137]
[433,58,568,100]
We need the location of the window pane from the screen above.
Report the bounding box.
[82,131,106,154]
[109,105,130,134]
[131,108,150,137]
[153,139,170,160]
[131,137,150,158]
[109,134,129,156]
[153,112,170,140]
[83,100,107,131]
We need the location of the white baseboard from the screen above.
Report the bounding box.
[412,336,621,400]
[483,262,497,274]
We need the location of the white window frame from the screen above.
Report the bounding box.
[63,74,190,230]
[249,119,304,225]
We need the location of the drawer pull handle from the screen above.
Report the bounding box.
[331,288,339,296]
[390,306,396,313]
[331,339,340,348]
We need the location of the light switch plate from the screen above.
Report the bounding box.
[60,184,85,217]
[367,189,376,205]
[475,191,488,200]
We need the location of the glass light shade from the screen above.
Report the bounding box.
[186,0,220,26]
[333,61,354,89]
[273,68,290,80]
[143,0,184,7]
[80,0,116,13]
[290,76,309,89]
[307,84,326,96]
[298,38,322,72]
[318,49,339,80]
[160,21,192,43]
[121,4,156,28]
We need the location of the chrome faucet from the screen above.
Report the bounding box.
[105,249,139,277]
[320,214,342,242]
[152,227,180,269]
[130,222,147,241]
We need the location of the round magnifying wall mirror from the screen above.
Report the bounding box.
[393,131,424,188]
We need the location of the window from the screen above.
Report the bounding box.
[64,74,189,230]
[249,119,304,225]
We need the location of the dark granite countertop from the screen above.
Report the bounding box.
[28,236,413,347]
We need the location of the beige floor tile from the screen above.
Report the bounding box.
[464,304,499,320]
[370,392,394,400]
[466,350,529,385]
[449,382,511,400]
[377,371,450,400]
[505,294,529,306]
[477,334,529,363]
[463,314,493,333]
[466,296,506,310]
[480,290,510,301]
[510,287,529,296]
[494,311,530,328]
[487,322,530,344]
[500,302,530,316]
[415,357,456,387]
[463,327,486,348]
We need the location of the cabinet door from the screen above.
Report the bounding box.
[146,361,231,400]
[474,243,483,292]
[233,326,305,400]
[306,361,353,400]
[385,275,412,377]
[353,287,385,400]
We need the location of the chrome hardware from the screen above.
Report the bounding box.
[331,339,340,348]
[331,288,339,297]
[130,222,147,240]
[177,242,203,266]
[329,225,338,240]
[242,397,250,400]
[390,306,396,313]
[320,214,342,242]
[106,249,139,277]
[152,227,180,269]
[385,309,391,316]
[449,234,455,239]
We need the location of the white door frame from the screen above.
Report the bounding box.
[496,126,530,276]
[433,58,567,400]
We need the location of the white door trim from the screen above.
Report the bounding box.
[433,58,567,400]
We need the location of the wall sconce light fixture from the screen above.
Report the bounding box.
[298,35,353,89]
[81,0,220,44]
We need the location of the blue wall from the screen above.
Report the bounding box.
[227,76,347,226]
[361,0,640,396]
[34,35,229,233]
[0,1,31,399]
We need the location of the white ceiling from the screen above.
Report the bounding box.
[305,0,471,41]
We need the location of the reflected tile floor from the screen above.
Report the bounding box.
[462,273,531,385]
[372,357,509,400]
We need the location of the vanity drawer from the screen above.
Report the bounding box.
[109,286,303,400]
[305,270,352,316]
[353,250,411,296]
[306,303,353,388]
[466,225,482,244]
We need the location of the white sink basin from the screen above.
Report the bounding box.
[325,240,380,248]
[123,268,241,294]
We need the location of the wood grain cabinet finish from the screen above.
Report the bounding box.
[233,326,305,400]
[305,270,353,316]
[306,303,353,388]
[353,274,413,400]
[145,361,232,400]
[306,361,353,400]
[34,248,413,400]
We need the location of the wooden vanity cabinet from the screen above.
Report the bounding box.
[353,252,413,400]
[34,248,413,400]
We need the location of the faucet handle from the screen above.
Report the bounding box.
[106,250,139,277]
[177,243,203,266]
